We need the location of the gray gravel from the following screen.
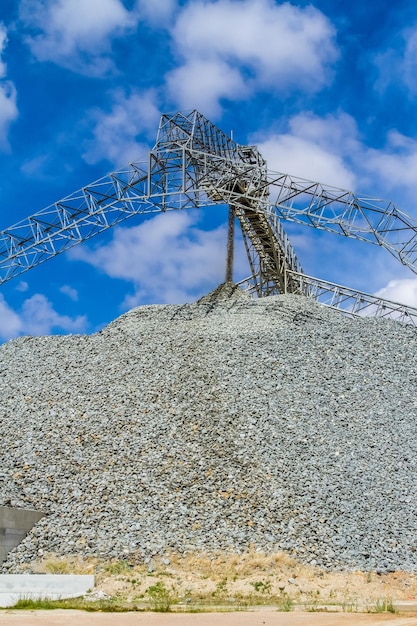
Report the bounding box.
[1,282,417,572]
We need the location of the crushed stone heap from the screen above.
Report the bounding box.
[1,284,417,572]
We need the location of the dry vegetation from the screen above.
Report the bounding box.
[21,550,417,613]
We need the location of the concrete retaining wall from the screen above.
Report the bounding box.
[0,506,44,566]
[0,574,95,607]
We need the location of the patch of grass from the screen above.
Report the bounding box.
[9,550,411,617]
[32,554,99,576]
[43,558,71,574]
[304,589,322,612]
[276,590,293,612]
[12,597,60,610]
[6,596,145,613]
[183,549,296,580]
[341,592,358,613]
[83,601,139,613]
[250,579,272,594]
[212,577,228,598]
[374,597,397,613]
[147,581,174,612]
[105,560,132,575]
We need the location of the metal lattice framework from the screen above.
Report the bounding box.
[1,109,417,324]
[238,271,417,327]
[267,175,417,271]
[288,271,417,325]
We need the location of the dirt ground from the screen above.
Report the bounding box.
[1,610,417,626]
[4,550,417,624]
[26,551,417,612]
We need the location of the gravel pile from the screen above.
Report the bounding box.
[1,282,417,573]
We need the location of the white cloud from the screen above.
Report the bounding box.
[20,154,54,179]
[70,211,249,305]
[16,281,29,293]
[83,89,160,166]
[254,112,358,188]
[252,111,417,205]
[0,23,18,150]
[165,59,246,117]
[167,0,338,114]
[374,278,417,309]
[364,131,417,192]
[0,294,23,341]
[0,82,18,149]
[373,27,417,96]
[0,293,87,342]
[135,0,178,26]
[286,112,359,155]
[259,134,356,189]
[20,294,87,336]
[402,27,417,93]
[0,24,7,78]
[20,0,135,75]
[374,23,417,97]
[60,285,79,301]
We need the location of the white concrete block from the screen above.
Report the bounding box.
[0,574,94,607]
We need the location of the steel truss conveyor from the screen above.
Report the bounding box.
[1,110,417,325]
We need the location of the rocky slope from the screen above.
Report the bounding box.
[1,283,417,572]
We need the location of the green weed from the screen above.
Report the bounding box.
[276,590,293,612]
[374,597,396,613]
[250,579,272,594]
[212,577,228,598]
[147,581,173,612]
[105,560,132,575]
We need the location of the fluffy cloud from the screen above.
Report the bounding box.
[135,0,178,26]
[253,111,417,207]
[254,112,358,188]
[0,82,17,149]
[15,281,29,293]
[167,0,338,115]
[0,23,18,150]
[364,131,417,192]
[258,134,356,189]
[19,0,135,75]
[0,24,7,78]
[60,285,79,301]
[374,23,417,100]
[0,294,22,341]
[402,27,417,93]
[374,278,417,309]
[0,293,87,342]
[20,294,86,336]
[70,211,249,305]
[83,89,160,166]
[166,59,246,117]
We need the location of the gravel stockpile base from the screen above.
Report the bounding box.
[1,283,417,573]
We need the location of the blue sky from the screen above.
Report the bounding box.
[1,0,417,340]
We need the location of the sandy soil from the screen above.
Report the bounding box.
[5,551,417,624]
[27,551,417,613]
[26,551,417,612]
[1,610,417,626]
